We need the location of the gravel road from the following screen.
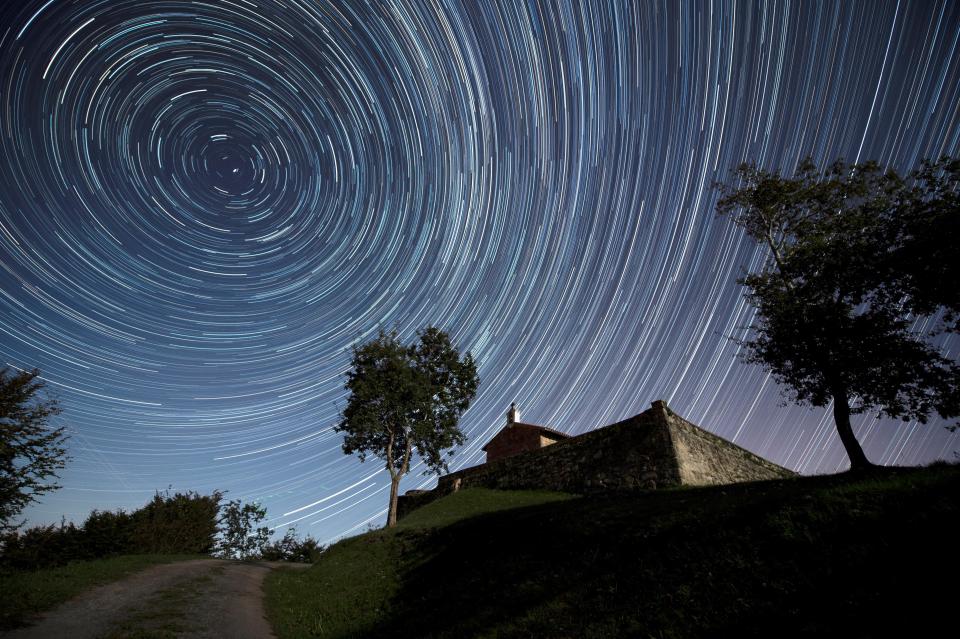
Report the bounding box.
[1,558,308,639]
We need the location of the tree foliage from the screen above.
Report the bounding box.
[877,158,960,331]
[336,327,478,526]
[716,158,960,470]
[0,368,68,532]
[216,499,272,560]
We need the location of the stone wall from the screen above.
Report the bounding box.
[440,408,680,495]
[666,407,793,485]
[396,400,794,520]
[395,489,438,521]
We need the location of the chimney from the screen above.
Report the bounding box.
[507,402,519,425]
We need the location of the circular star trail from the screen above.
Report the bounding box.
[1,0,959,540]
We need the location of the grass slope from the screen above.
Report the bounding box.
[265,466,959,638]
[0,554,213,629]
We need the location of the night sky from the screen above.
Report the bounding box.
[1,0,958,542]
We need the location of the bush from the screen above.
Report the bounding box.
[0,520,83,570]
[0,490,223,571]
[129,490,222,555]
[261,528,325,563]
[79,510,133,559]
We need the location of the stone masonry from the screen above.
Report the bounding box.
[396,399,794,520]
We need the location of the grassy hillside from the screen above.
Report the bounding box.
[265,465,958,638]
[0,554,213,629]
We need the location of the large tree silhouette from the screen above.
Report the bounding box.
[717,158,960,470]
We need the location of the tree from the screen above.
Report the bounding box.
[1,368,69,532]
[716,158,960,471]
[336,327,478,527]
[878,158,960,332]
[216,499,272,559]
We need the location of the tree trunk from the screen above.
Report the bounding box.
[386,474,401,527]
[831,385,874,471]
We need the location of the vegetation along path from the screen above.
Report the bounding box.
[1,558,308,639]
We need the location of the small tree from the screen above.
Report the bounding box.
[336,327,478,527]
[216,499,272,559]
[716,158,960,471]
[1,368,69,532]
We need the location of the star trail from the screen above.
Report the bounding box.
[1,0,958,541]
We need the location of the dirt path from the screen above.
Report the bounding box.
[1,559,308,639]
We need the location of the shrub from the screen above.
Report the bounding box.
[0,490,223,571]
[0,520,82,570]
[261,528,325,563]
[79,510,133,559]
[129,490,222,555]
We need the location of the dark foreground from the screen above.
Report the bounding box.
[266,464,959,638]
